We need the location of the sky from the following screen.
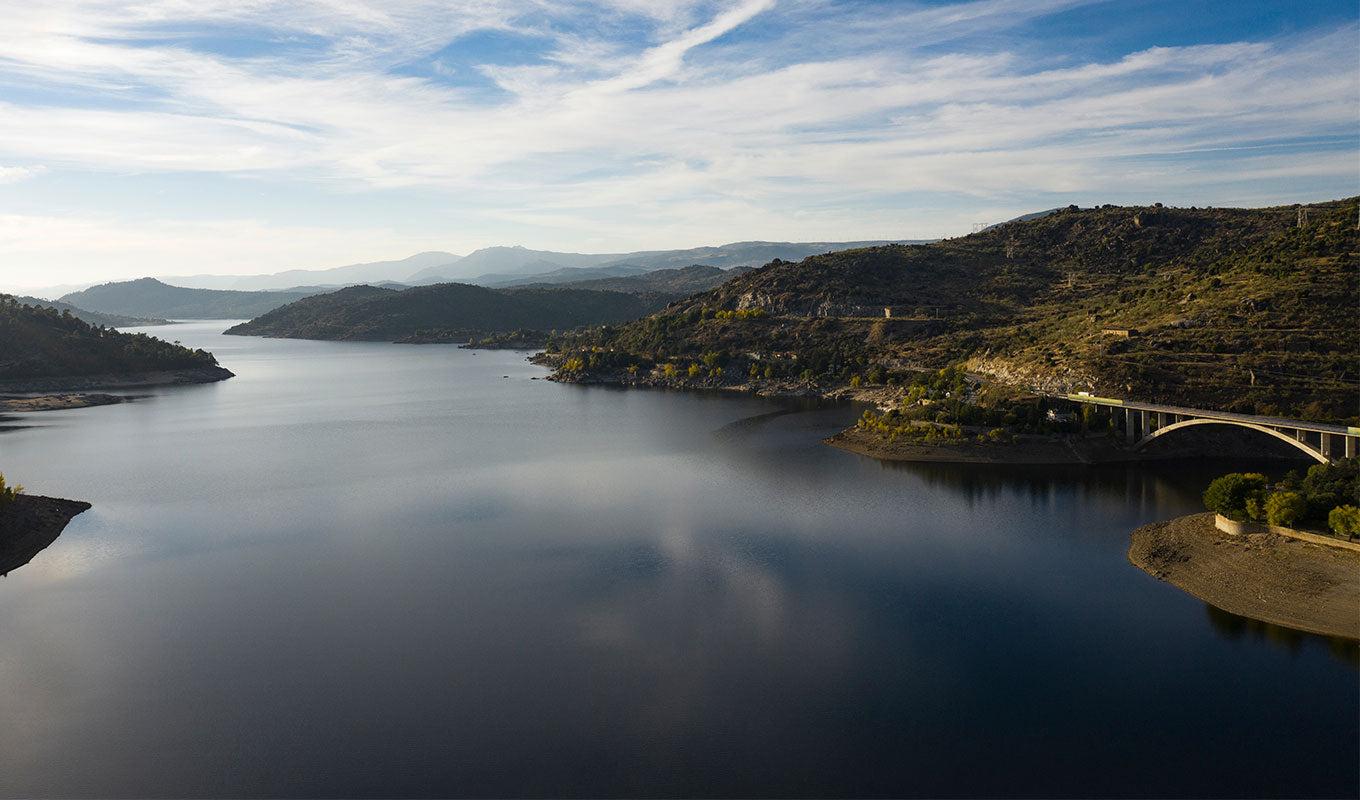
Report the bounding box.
[0,0,1356,289]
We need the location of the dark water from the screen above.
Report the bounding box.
[0,322,1354,798]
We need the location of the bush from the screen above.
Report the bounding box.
[1202,473,1267,520]
[0,473,22,509]
[1328,505,1360,538]
[1264,491,1307,527]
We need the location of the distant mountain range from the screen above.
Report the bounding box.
[61,278,319,320]
[413,241,922,286]
[138,239,928,293]
[162,252,463,291]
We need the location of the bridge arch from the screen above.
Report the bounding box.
[1133,418,1327,463]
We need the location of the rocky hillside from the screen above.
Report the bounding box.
[545,199,1358,423]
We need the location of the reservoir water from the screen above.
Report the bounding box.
[0,321,1355,797]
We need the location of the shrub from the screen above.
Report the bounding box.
[0,473,22,509]
[1327,505,1360,538]
[1264,491,1307,527]
[1202,473,1267,520]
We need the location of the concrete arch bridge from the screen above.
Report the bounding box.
[1055,394,1358,464]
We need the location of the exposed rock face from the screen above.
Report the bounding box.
[0,495,91,575]
[967,356,1099,395]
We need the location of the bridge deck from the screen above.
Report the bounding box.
[1051,394,1359,437]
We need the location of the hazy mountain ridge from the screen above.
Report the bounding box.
[61,278,322,319]
[163,252,463,291]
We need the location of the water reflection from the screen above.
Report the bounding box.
[0,328,1354,797]
[1204,603,1359,666]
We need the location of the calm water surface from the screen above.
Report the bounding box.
[0,322,1355,798]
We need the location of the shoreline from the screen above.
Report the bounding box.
[0,365,234,394]
[0,495,91,576]
[824,425,1149,464]
[1129,513,1359,640]
[0,393,128,413]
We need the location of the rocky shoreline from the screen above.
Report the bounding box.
[0,495,91,576]
[534,361,1173,464]
[0,365,234,394]
[824,426,1149,464]
[0,393,127,413]
[1129,513,1359,640]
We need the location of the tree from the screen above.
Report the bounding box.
[0,473,22,509]
[1202,473,1267,520]
[1264,491,1307,527]
[1327,505,1360,539]
[1301,458,1359,520]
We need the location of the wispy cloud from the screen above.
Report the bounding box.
[0,0,1354,282]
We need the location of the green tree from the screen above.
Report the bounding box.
[0,473,22,509]
[1202,473,1267,520]
[1327,505,1360,538]
[1301,458,1359,519]
[1264,491,1307,527]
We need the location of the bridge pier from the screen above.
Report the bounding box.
[1348,436,1356,459]
[1125,408,1135,444]
[1321,433,1332,460]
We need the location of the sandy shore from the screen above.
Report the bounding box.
[0,393,126,413]
[0,495,91,575]
[1129,513,1360,640]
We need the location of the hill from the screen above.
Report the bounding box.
[0,296,231,386]
[61,278,319,319]
[541,200,1358,424]
[11,296,169,328]
[224,282,670,342]
[521,265,752,294]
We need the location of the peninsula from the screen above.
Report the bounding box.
[0,495,91,576]
[1129,513,1359,640]
[0,296,233,391]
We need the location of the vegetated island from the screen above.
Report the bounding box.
[535,199,1358,463]
[0,295,233,395]
[1130,461,1360,640]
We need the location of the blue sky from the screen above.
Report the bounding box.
[0,0,1355,287]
